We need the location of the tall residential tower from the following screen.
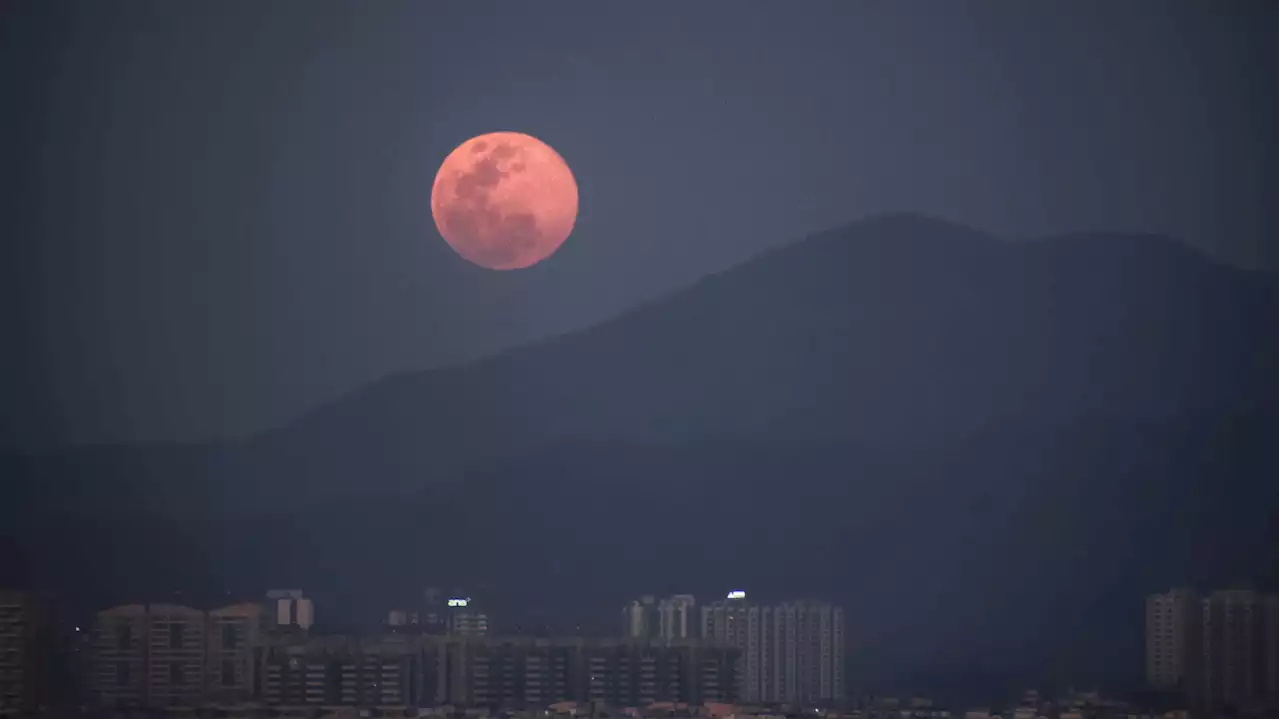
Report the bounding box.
[1145,588,1201,690]
[1145,587,1278,716]
[623,594,697,641]
[699,592,844,704]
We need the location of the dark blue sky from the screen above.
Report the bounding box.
[1,1,1272,448]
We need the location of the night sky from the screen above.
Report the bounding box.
[1,1,1272,449]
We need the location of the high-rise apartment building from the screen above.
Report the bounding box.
[90,605,148,707]
[1145,588,1201,690]
[265,590,314,632]
[260,634,426,706]
[455,636,578,707]
[700,592,845,704]
[206,602,263,704]
[444,597,490,636]
[1199,589,1274,715]
[658,595,697,640]
[439,636,738,708]
[390,589,490,637]
[1144,587,1278,716]
[699,593,753,693]
[581,638,736,706]
[624,595,697,641]
[91,601,269,709]
[1266,595,1278,709]
[623,596,659,639]
[256,633,736,709]
[0,590,54,715]
[144,604,206,707]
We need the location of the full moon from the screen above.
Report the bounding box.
[431,132,579,270]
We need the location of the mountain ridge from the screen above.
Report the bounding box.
[252,213,1269,498]
[2,213,1272,501]
[3,214,1267,459]
[316,213,1262,426]
[0,213,1273,698]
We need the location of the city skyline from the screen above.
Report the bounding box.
[82,588,760,709]
[6,582,1278,715]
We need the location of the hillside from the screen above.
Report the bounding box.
[1,214,1273,698]
[244,214,1274,497]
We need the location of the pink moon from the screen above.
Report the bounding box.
[430,132,579,270]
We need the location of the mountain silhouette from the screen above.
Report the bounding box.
[238,213,1273,497]
[1,213,1274,701]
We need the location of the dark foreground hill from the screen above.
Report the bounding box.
[1,214,1274,701]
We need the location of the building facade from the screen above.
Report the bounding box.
[206,602,263,704]
[624,595,697,642]
[1145,587,1278,716]
[700,593,845,704]
[0,590,54,715]
[90,604,149,707]
[442,637,737,708]
[624,596,659,640]
[445,598,490,637]
[1144,588,1201,690]
[265,590,314,631]
[659,595,697,641]
[145,604,206,706]
[1267,595,1278,711]
[389,589,491,637]
[257,634,735,709]
[92,597,281,709]
[260,634,427,706]
[1199,589,1275,715]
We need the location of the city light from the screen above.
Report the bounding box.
[727,590,746,600]
[447,597,470,607]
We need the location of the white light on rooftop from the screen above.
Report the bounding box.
[727,590,746,600]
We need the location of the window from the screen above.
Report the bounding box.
[222,624,238,649]
[169,623,183,649]
[170,662,184,685]
[116,661,130,687]
[116,625,132,650]
[221,659,236,686]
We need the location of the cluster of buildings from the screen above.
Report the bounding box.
[90,599,740,709]
[9,584,1276,718]
[1144,587,1278,717]
[387,588,491,637]
[623,592,845,705]
[10,588,849,711]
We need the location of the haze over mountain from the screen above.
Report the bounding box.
[233,214,1272,496]
[1,214,1274,701]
